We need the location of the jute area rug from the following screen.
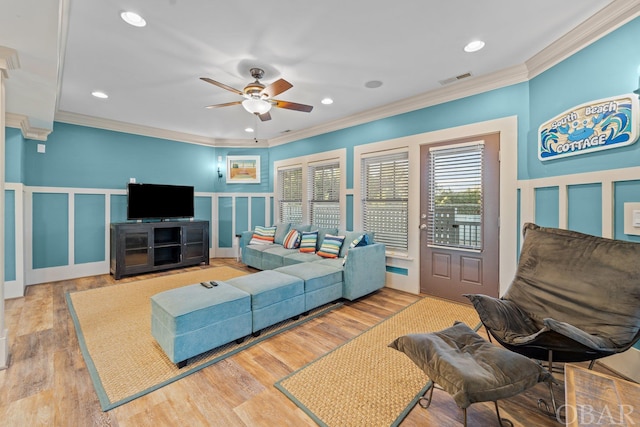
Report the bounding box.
[66,267,341,411]
[276,296,480,427]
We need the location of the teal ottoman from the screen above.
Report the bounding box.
[275,263,343,311]
[151,281,252,368]
[226,270,305,334]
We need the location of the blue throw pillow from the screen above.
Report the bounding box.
[342,234,369,265]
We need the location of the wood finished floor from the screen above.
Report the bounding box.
[0,258,623,426]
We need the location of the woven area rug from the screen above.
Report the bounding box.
[275,296,480,427]
[66,267,341,411]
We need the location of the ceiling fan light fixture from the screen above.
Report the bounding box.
[242,98,272,115]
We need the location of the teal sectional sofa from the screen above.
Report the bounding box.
[240,223,387,301]
[151,224,386,367]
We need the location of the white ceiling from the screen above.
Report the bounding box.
[2,0,634,146]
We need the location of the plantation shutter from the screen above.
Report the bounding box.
[427,142,484,250]
[277,167,303,224]
[362,151,409,251]
[308,162,340,228]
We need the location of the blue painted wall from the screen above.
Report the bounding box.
[32,192,69,269]
[74,194,106,264]
[535,187,559,228]
[6,127,25,183]
[527,17,640,180]
[218,197,233,248]
[269,82,530,190]
[4,190,15,281]
[235,197,249,234]
[614,180,640,243]
[24,122,217,191]
[567,183,602,236]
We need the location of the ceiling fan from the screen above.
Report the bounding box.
[200,68,313,121]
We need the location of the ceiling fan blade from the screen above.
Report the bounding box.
[205,100,242,109]
[273,99,313,113]
[261,79,292,98]
[200,77,243,96]
[258,111,272,121]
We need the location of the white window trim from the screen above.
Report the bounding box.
[274,148,347,229]
[354,116,518,297]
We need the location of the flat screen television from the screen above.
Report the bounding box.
[127,183,194,220]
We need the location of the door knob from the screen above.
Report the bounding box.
[419,224,427,230]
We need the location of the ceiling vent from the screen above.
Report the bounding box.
[439,72,473,86]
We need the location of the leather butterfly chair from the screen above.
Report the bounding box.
[465,223,640,413]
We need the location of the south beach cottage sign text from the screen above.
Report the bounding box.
[538,94,639,161]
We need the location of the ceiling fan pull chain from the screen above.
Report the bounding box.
[254,113,259,143]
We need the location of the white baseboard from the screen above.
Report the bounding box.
[3,280,24,299]
[26,261,109,286]
[0,329,8,370]
[599,347,640,382]
[214,248,238,259]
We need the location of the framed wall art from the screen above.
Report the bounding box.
[226,155,260,183]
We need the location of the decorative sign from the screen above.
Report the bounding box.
[538,94,639,161]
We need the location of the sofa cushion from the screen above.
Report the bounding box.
[310,226,339,250]
[284,252,323,265]
[261,246,298,270]
[317,234,345,258]
[250,225,276,245]
[283,229,301,249]
[275,263,343,293]
[226,270,304,310]
[300,231,318,253]
[290,224,311,233]
[315,257,345,270]
[272,223,291,245]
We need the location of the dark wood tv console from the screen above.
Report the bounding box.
[110,220,209,279]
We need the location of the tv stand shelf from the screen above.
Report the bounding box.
[110,220,209,279]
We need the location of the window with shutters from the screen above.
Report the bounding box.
[361,151,409,251]
[427,143,484,250]
[308,162,340,228]
[277,167,302,224]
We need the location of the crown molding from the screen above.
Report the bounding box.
[526,1,640,79]
[0,46,20,78]
[54,110,222,146]
[6,113,52,141]
[269,63,530,147]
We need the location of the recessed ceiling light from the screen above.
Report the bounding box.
[364,80,383,89]
[321,97,334,105]
[120,11,146,27]
[464,40,485,53]
[245,127,254,133]
[91,91,109,99]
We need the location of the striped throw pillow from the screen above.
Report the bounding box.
[283,229,301,249]
[249,226,276,245]
[299,231,318,253]
[318,234,345,258]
